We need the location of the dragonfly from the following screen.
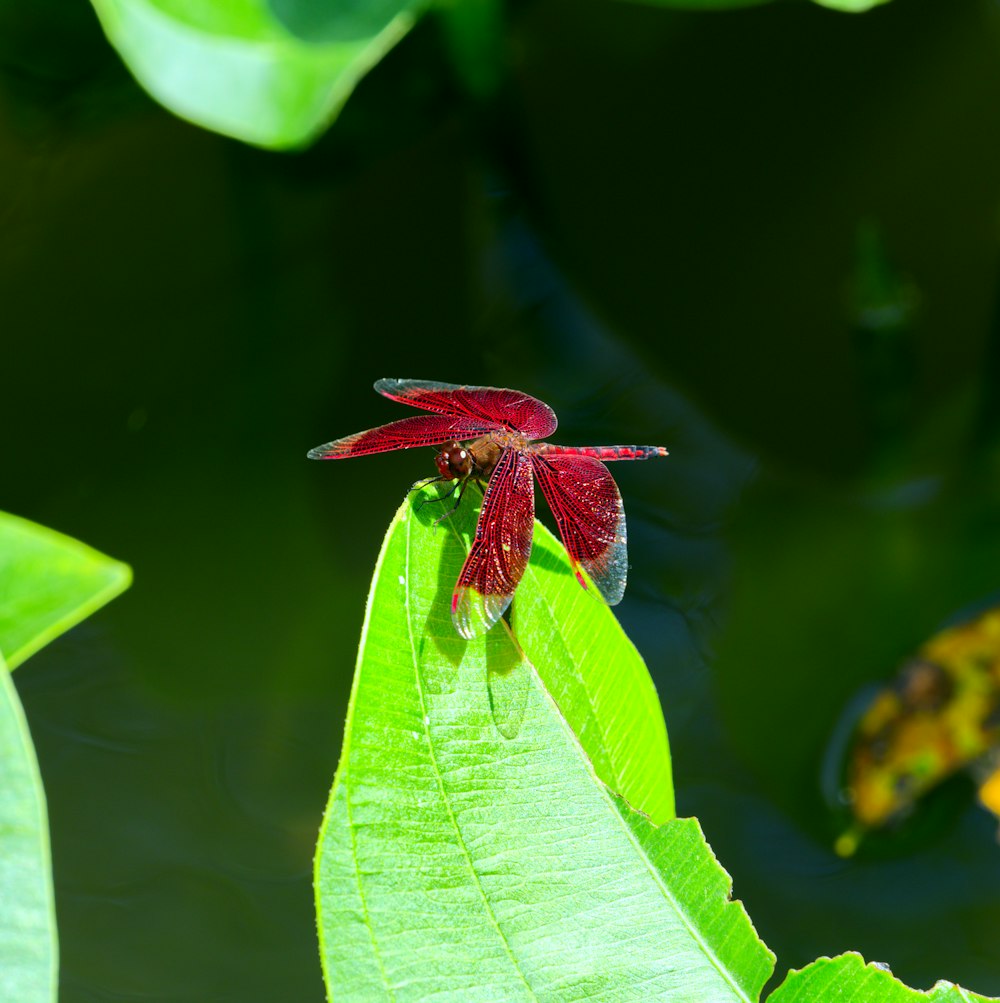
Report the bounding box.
[308,379,668,639]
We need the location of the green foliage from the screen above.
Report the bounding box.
[86,0,893,149]
[770,953,999,1001]
[86,0,424,148]
[0,512,132,671]
[314,488,771,999]
[0,512,131,1003]
[812,0,892,10]
[0,653,53,1003]
[512,522,674,824]
[316,492,1000,1001]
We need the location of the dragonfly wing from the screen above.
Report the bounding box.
[530,452,628,605]
[375,379,558,440]
[307,415,495,459]
[452,449,535,638]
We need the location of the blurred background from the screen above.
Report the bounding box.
[5,0,1000,998]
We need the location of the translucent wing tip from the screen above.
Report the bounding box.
[375,377,459,396]
[451,586,512,639]
[574,558,627,606]
[307,436,357,459]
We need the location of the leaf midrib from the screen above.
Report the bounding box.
[601,795,756,1003]
[405,509,538,1000]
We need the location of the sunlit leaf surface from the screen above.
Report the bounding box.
[0,512,131,671]
[87,0,423,148]
[314,489,771,1000]
[769,953,999,1001]
[513,521,674,823]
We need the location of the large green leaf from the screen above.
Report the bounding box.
[87,0,423,149]
[0,652,55,1003]
[314,488,772,999]
[513,522,674,824]
[86,0,894,152]
[768,953,1000,1001]
[0,511,131,671]
[0,513,131,1003]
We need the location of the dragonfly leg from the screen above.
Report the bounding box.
[410,474,443,494]
[433,479,469,524]
[432,477,489,525]
[414,477,461,515]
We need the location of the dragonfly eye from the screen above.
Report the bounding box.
[435,441,473,480]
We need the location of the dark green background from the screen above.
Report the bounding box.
[5,0,1000,998]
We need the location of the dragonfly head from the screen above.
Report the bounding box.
[435,441,473,481]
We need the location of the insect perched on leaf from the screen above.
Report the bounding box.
[308,379,668,639]
[832,605,1000,857]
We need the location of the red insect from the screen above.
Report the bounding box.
[308,379,668,639]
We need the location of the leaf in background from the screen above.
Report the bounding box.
[768,953,999,1001]
[0,514,130,1003]
[87,0,424,149]
[813,0,892,10]
[513,520,675,824]
[0,653,55,1003]
[0,511,131,671]
[314,488,772,999]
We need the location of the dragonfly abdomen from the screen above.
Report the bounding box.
[532,444,668,461]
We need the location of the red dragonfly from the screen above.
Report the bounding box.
[308,379,668,639]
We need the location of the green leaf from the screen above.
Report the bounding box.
[0,652,55,1003]
[314,488,772,999]
[87,0,424,149]
[0,515,130,1002]
[0,511,131,671]
[810,0,891,10]
[768,953,1000,1001]
[513,521,674,824]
